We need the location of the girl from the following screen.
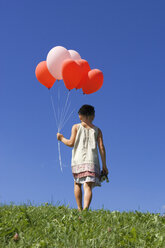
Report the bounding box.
[57,104,108,211]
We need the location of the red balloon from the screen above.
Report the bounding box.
[35,61,56,89]
[62,59,83,90]
[76,59,91,89]
[82,69,104,94]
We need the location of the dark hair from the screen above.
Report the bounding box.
[78,104,95,116]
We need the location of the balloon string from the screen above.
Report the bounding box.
[49,89,63,172]
[57,85,63,173]
[58,141,63,172]
[60,108,75,131]
[59,100,71,132]
[57,81,60,124]
[59,90,70,129]
[49,89,58,129]
[58,90,70,131]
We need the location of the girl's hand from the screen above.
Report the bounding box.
[103,165,109,175]
[57,133,64,141]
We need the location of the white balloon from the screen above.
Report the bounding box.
[47,46,71,80]
[68,50,81,60]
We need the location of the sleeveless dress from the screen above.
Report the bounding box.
[71,123,101,187]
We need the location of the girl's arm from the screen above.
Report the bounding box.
[97,128,108,174]
[57,124,78,147]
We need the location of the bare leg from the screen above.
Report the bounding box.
[74,181,82,211]
[83,182,93,210]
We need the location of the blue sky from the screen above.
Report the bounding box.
[0,0,165,213]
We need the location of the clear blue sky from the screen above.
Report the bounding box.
[0,0,165,213]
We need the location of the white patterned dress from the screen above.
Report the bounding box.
[71,123,101,187]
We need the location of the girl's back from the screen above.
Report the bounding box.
[72,122,100,167]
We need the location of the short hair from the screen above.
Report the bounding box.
[78,104,95,116]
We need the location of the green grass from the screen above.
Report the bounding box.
[0,204,165,248]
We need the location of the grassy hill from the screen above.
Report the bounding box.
[0,204,165,247]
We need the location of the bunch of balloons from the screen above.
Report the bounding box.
[35,46,103,94]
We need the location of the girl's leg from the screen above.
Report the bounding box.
[74,181,82,211]
[83,182,94,210]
